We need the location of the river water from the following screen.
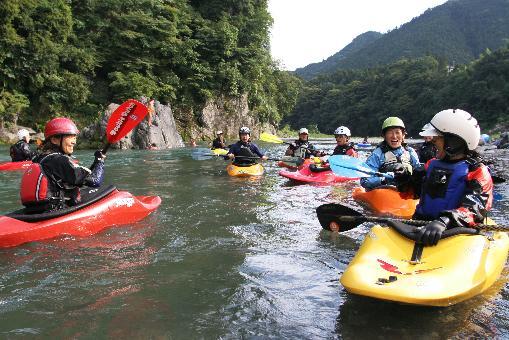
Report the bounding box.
[0,143,508,338]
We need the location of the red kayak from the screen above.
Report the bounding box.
[279,164,359,184]
[0,161,32,171]
[0,186,161,248]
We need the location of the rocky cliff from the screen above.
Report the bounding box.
[177,94,277,142]
[80,99,184,149]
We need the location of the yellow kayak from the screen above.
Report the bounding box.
[211,148,228,156]
[340,222,509,306]
[226,163,264,177]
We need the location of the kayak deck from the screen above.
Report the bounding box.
[353,186,418,218]
[340,225,509,306]
[0,190,161,248]
[0,161,32,171]
[279,164,358,184]
[226,163,264,177]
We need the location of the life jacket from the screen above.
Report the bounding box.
[233,142,257,166]
[293,140,314,159]
[20,153,62,208]
[333,143,355,156]
[414,159,469,219]
[379,143,413,174]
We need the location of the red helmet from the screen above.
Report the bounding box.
[44,118,79,139]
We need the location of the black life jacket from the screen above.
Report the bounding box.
[332,143,355,156]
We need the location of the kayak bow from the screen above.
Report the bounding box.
[0,186,161,248]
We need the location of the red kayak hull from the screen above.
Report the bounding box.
[279,164,358,184]
[0,161,32,171]
[0,190,161,248]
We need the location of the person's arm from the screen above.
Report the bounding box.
[347,148,358,158]
[285,144,295,156]
[84,151,106,187]
[251,144,265,158]
[360,149,386,189]
[408,147,421,168]
[440,164,493,228]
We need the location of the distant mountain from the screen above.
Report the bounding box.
[294,31,383,80]
[294,0,509,78]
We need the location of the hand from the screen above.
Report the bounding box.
[383,172,395,180]
[227,153,235,160]
[393,164,410,179]
[261,155,268,161]
[417,218,448,246]
[94,150,106,161]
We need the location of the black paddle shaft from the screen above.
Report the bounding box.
[316,203,505,232]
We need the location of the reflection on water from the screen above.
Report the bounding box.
[0,145,508,338]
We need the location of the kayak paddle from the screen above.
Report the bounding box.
[329,155,393,179]
[102,99,148,154]
[316,203,507,232]
[259,132,313,151]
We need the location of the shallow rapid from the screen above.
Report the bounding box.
[0,143,508,338]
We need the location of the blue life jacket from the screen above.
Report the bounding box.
[415,159,469,219]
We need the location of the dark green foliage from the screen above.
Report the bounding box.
[1,0,300,128]
[283,44,509,136]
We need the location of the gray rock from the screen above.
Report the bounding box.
[189,94,277,142]
[80,100,184,150]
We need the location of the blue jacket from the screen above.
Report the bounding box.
[360,144,420,190]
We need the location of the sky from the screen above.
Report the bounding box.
[268,0,449,71]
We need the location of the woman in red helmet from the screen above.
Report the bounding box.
[20,118,106,213]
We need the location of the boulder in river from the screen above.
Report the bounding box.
[80,99,184,150]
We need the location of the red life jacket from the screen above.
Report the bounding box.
[20,153,58,206]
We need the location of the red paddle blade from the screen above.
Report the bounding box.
[106,99,148,144]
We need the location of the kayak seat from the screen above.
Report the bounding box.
[309,164,329,173]
[387,220,480,242]
[7,185,117,222]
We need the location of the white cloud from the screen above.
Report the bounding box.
[269,0,449,70]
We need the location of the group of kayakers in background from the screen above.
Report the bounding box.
[4,108,497,247]
[209,109,493,247]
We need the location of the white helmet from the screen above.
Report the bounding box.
[239,126,250,134]
[17,129,30,140]
[298,128,309,135]
[334,126,351,137]
[216,130,223,135]
[420,109,480,151]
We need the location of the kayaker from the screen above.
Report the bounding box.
[211,131,226,150]
[20,118,106,213]
[331,126,358,157]
[311,126,358,172]
[413,109,493,246]
[285,128,325,159]
[10,129,36,162]
[417,132,438,163]
[360,117,420,191]
[227,127,268,165]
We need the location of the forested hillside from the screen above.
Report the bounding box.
[294,31,382,80]
[283,43,509,136]
[0,0,301,131]
[295,0,509,78]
